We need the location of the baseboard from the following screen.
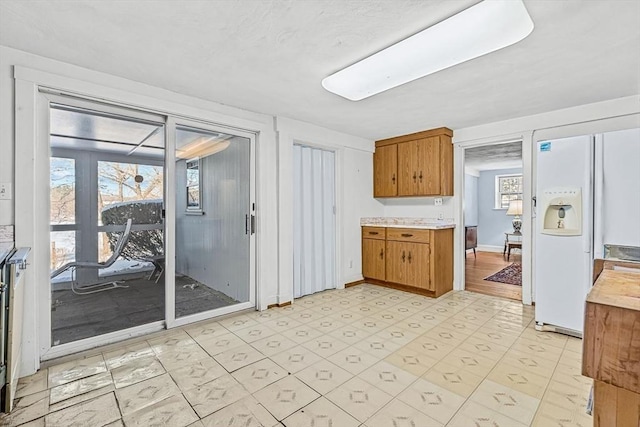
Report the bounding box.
[476,245,504,253]
[344,279,366,288]
[361,277,451,298]
[267,301,292,309]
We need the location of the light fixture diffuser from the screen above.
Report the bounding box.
[322,0,534,101]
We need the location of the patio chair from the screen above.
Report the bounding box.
[50,219,133,295]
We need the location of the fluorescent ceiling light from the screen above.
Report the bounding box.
[176,136,231,160]
[322,0,534,101]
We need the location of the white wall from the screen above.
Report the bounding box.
[464,174,479,226]
[477,168,522,248]
[381,197,454,220]
[453,95,640,305]
[598,128,640,251]
[275,117,384,303]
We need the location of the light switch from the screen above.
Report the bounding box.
[0,183,11,200]
[434,198,443,206]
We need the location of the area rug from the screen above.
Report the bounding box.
[484,263,522,286]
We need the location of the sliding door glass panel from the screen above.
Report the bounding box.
[174,125,251,317]
[49,102,165,346]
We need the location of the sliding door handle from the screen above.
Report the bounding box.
[250,214,256,235]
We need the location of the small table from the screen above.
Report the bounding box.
[503,232,522,261]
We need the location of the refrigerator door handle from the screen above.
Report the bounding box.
[583,136,595,254]
[592,134,605,258]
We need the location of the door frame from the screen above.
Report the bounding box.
[14,66,275,373]
[453,134,533,305]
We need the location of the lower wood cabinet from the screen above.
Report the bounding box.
[362,238,386,281]
[361,226,453,297]
[386,241,431,291]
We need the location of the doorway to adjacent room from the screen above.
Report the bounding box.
[463,141,523,300]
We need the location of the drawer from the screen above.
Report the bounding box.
[386,228,430,243]
[362,226,386,240]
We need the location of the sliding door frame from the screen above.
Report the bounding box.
[15,66,273,373]
[166,116,257,329]
[38,92,168,360]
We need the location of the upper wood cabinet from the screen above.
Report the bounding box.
[373,144,397,197]
[374,127,453,197]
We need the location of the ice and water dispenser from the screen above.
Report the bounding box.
[540,188,582,236]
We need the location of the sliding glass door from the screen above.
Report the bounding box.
[171,122,255,320]
[48,101,166,346]
[42,94,256,356]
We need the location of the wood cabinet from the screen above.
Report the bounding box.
[386,240,431,289]
[583,268,640,426]
[374,127,453,197]
[362,227,386,281]
[373,145,397,197]
[362,226,453,297]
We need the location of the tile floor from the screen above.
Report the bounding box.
[1,284,593,427]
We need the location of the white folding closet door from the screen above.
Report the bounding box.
[293,145,336,298]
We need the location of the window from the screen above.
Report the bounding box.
[495,174,522,209]
[186,158,201,211]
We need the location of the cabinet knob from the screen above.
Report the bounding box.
[401,233,413,237]
[408,251,412,263]
[402,251,406,262]
[391,173,396,184]
[368,231,379,235]
[413,172,417,182]
[379,249,384,259]
[419,171,423,182]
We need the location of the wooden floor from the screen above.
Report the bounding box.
[465,250,522,301]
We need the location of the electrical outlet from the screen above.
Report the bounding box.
[438,212,445,220]
[434,197,443,206]
[0,183,11,200]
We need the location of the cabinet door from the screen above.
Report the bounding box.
[373,145,397,197]
[416,136,441,195]
[362,238,386,280]
[386,241,408,285]
[406,242,432,290]
[397,141,418,196]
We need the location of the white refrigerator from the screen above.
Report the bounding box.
[534,128,640,336]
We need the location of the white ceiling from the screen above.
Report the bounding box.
[465,141,522,172]
[1,0,639,140]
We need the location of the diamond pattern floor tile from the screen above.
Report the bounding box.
[2,285,594,427]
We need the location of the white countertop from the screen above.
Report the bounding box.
[361,217,455,230]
